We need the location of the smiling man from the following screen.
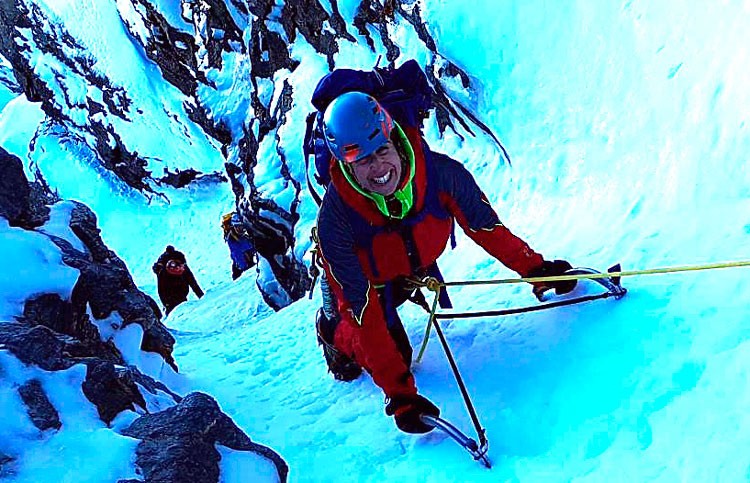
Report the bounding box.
[314,91,576,434]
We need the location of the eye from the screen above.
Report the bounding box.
[375,146,389,155]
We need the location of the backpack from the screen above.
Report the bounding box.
[303,59,434,205]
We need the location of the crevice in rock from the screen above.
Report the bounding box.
[273,80,302,221]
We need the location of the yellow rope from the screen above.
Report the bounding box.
[439,260,750,288]
[413,260,750,364]
[415,287,441,364]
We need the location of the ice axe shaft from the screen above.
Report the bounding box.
[427,292,489,459]
[420,414,491,468]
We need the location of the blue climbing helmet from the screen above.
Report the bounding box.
[322,91,416,219]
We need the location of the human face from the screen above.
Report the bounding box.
[349,140,402,196]
[166,259,185,276]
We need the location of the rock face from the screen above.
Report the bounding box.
[21,293,122,362]
[2,138,286,482]
[82,362,149,426]
[122,392,288,483]
[0,452,14,480]
[18,379,61,431]
[1,290,179,437]
[0,323,88,371]
[0,146,29,223]
[0,146,55,228]
[32,202,178,371]
[0,144,173,427]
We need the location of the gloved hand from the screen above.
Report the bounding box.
[527,259,577,301]
[152,262,163,275]
[385,394,440,434]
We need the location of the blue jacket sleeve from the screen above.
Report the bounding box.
[432,152,544,276]
[317,195,371,321]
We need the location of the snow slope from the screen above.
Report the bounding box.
[1,0,749,481]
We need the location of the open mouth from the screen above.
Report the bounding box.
[372,170,393,185]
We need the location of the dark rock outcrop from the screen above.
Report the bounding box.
[18,293,124,364]
[123,392,288,483]
[249,18,299,79]
[48,202,179,371]
[1,0,233,194]
[4,295,182,430]
[157,167,227,188]
[4,151,170,372]
[121,0,233,146]
[0,145,29,224]
[237,194,310,310]
[0,316,124,371]
[0,452,14,479]
[18,379,61,431]
[123,0,201,96]
[0,146,53,228]
[354,0,400,63]
[182,0,245,71]
[82,361,148,426]
[280,0,341,70]
[23,293,96,339]
[0,324,77,371]
[0,1,159,193]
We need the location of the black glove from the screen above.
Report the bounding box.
[385,394,440,434]
[528,259,577,301]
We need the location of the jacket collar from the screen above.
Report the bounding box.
[329,126,428,226]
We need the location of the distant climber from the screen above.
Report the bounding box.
[221,212,257,280]
[152,245,204,315]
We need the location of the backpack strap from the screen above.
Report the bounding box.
[304,112,324,206]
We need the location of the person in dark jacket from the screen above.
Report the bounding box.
[152,245,204,315]
[315,91,577,434]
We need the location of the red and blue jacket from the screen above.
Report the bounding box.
[317,126,544,398]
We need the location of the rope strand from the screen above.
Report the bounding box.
[438,260,750,288]
[415,260,750,363]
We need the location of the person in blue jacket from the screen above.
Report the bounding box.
[222,212,257,280]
